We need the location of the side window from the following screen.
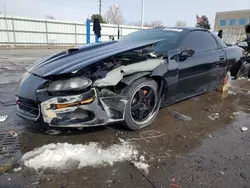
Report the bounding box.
[181,31,219,53]
[211,33,228,48]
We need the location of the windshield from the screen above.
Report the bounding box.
[120,28,184,44]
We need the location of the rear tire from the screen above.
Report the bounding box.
[230,61,243,79]
[122,77,160,130]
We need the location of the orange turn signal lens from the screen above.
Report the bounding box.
[55,98,94,109]
[80,98,94,104]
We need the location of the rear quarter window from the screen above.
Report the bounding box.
[211,33,228,48]
[181,31,219,53]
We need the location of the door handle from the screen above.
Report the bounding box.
[219,55,225,61]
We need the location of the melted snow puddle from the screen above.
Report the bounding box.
[21,140,149,173]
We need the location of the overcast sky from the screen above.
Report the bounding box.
[0,0,250,29]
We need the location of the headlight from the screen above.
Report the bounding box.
[48,77,92,92]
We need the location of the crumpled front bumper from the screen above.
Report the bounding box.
[40,89,129,128]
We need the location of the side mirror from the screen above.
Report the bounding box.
[180,49,195,57]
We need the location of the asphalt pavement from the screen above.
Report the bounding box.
[0,49,250,188]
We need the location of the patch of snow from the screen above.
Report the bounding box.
[208,116,215,121]
[208,113,220,121]
[132,161,150,175]
[238,77,246,80]
[0,115,8,122]
[214,115,219,119]
[106,179,113,184]
[14,167,22,172]
[220,171,225,175]
[241,127,248,132]
[233,112,241,115]
[139,155,146,162]
[21,141,138,170]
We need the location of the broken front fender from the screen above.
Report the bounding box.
[40,89,129,127]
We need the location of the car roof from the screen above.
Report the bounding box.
[151,26,207,31]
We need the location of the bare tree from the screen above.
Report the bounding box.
[45,15,56,20]
[128,20,163,27]
[175,20,186,27]
[104,5,124,24]
[127,21,141,26]
[146,20,163,27]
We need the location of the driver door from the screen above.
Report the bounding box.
[176,52,205,100]
[176,31,217,100]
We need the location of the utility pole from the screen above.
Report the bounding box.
[114,4,120,39]
[4,2,10,46]
[141,0,144,28]
[99,0,101,15]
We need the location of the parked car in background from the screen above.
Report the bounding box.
[236,24,250,52]
[234,24,250,78]
[236,39,248,51]
[15,27,245,130]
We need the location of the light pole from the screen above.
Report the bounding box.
[114,4,120,39]
[141,0,144,28]
[4,2,10,46]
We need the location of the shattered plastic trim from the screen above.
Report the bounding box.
[99,97,129,123]
[40,88,129,128]
[16,104,41,122]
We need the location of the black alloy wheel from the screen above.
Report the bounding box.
[122,77,160,130]
[130,86,157,124]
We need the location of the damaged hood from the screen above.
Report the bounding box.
[27,39,163,77]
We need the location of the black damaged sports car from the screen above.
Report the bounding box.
[15,27,244,130]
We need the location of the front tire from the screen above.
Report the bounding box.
[122,77,160,130]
